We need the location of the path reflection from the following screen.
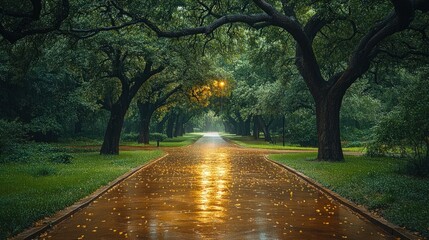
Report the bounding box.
[39,133,399,240]
[195,151,231,224]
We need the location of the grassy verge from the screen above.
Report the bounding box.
[122,132,204,147]
[269,153,429,237]
[0,150,163,239]
[221,133,364,152]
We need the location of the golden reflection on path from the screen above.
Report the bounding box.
[195,151,231,225]
[40,133,400,240]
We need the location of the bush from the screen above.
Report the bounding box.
[0,120,27,152]
[365,141,389,157]
[29,165,58,177]
[0,142,69,164]
[398,157,429,178]
[343,141,365,148]
[49,153,73,164]
[370,76,429,170]
[149,133,167,142]
[121,132,138,142]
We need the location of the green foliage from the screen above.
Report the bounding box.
[399,158,429,178]
[286,108,317,147]
[340,80,381,141]
[270,153,429,237]
[149,133,168,142]
[0,120,27,153]
[121,132,139,142]
[49,153,74,164]
[0,143,66,164]
[371,72,429,176]
[29,165,58,177]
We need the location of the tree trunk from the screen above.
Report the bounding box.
[244,116,251,136]
[315,94,344,161]
[174,114,184,137]
[256,115,272,142]
[253,115,260,140]
[100,106,126,155]
[137,102,155,144]
[226,116,237,134]
[166,113,176,138]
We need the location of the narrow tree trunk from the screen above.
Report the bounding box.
[253,115,260,140]
[244,116,251,136]
[100,106,126,155]
[315,94,344,161]
[238,119,245,136]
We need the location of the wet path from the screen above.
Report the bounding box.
[40,133,397,239]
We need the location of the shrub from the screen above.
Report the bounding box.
[0,142,70,164]
[398,157,429,178]
[49,153,73,164]
[0,120,27,153]
[30,165,58,177]
[149,133,168,142]
[121,132,138,142]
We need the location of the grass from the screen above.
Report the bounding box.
[221,133,316,150]
[221,133,365,152]
[122,132,204,147]
[269,153,429,237]
[0,150,163,239]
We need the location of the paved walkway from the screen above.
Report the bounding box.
[41,133,397,239]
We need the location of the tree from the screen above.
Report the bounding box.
[0,0,69,43]
[135,0,429,160]
[97,45,164,154]
[137,80,181,144]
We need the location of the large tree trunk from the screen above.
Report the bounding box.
[137,102,155,144]
[166,113,176,138]
[315,93,344,161]
[138,114,152,144]
[100,106,126,155]
[174,114,184,137]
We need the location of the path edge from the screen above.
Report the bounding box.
[12,153,169,240]
[264,155,422,240]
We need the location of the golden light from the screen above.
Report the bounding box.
[219,81,225,88]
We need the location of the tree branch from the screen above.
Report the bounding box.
[0,0,69,43]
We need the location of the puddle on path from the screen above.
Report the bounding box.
[40,133,398,239]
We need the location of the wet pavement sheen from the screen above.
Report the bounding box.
[40,133,398,239]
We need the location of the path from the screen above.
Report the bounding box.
[40,133,398,239]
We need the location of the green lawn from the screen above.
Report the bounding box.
[269,153,429,237]
[0,150,163,239]
[221,133,365,152]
